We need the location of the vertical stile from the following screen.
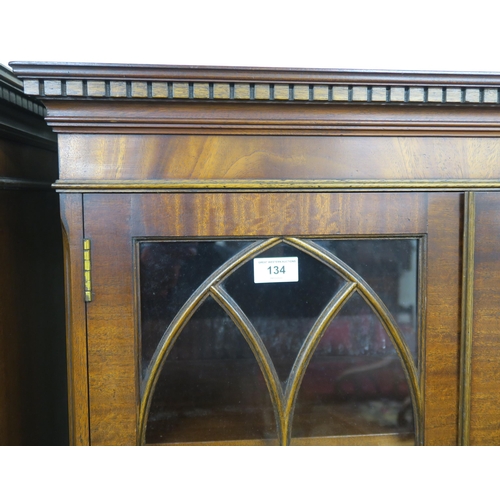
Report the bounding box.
[459,192,476,445]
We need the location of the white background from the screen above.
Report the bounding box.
[1,1,497,496]
[2,0,499,73]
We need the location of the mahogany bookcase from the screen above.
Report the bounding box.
[11,62,500,445]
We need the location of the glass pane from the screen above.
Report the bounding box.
[313,239,419,363]
[292,292,414,444]
[139,237,419,445]
[145,296,277,445]
[223,242,345,383]
[139,240,254,373]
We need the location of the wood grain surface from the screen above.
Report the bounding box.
[58,134,500,182]
[470,193,500,445]
[423,193,462,445]
[60,193,90,445]
[84,196,137,445]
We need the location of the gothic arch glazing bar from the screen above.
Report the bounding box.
[281,282,357,445]
[285,237,423,444]
[209,285,286,442]
[139,236,422,445]
[211,281,357,446]
[138,237,281,445]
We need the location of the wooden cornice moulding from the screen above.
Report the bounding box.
[10,62,500,106]
[0,65,57,148]
[10,62,500,135]
[1,65,46,117]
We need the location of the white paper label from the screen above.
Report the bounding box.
[253,257,299,283]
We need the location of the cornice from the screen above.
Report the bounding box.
[0,65,56,148]
[10,62,500,107]
[0,64,46,117]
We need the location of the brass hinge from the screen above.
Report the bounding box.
[83,238,92,302]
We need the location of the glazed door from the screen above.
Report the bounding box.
[83,191,461,446]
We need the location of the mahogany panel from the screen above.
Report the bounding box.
[423,193,461,445]
[470,193,500,445]
[60,193,90,445]
[130,192,427,237]
[58,134,500,182]
[84,195,137,445]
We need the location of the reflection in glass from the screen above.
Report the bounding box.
[223,242,344,383]
[314,239,419,364]
[292,292,414,443]
[139,238,420,445]
[139,240,254,372]
[145,296,276,444]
